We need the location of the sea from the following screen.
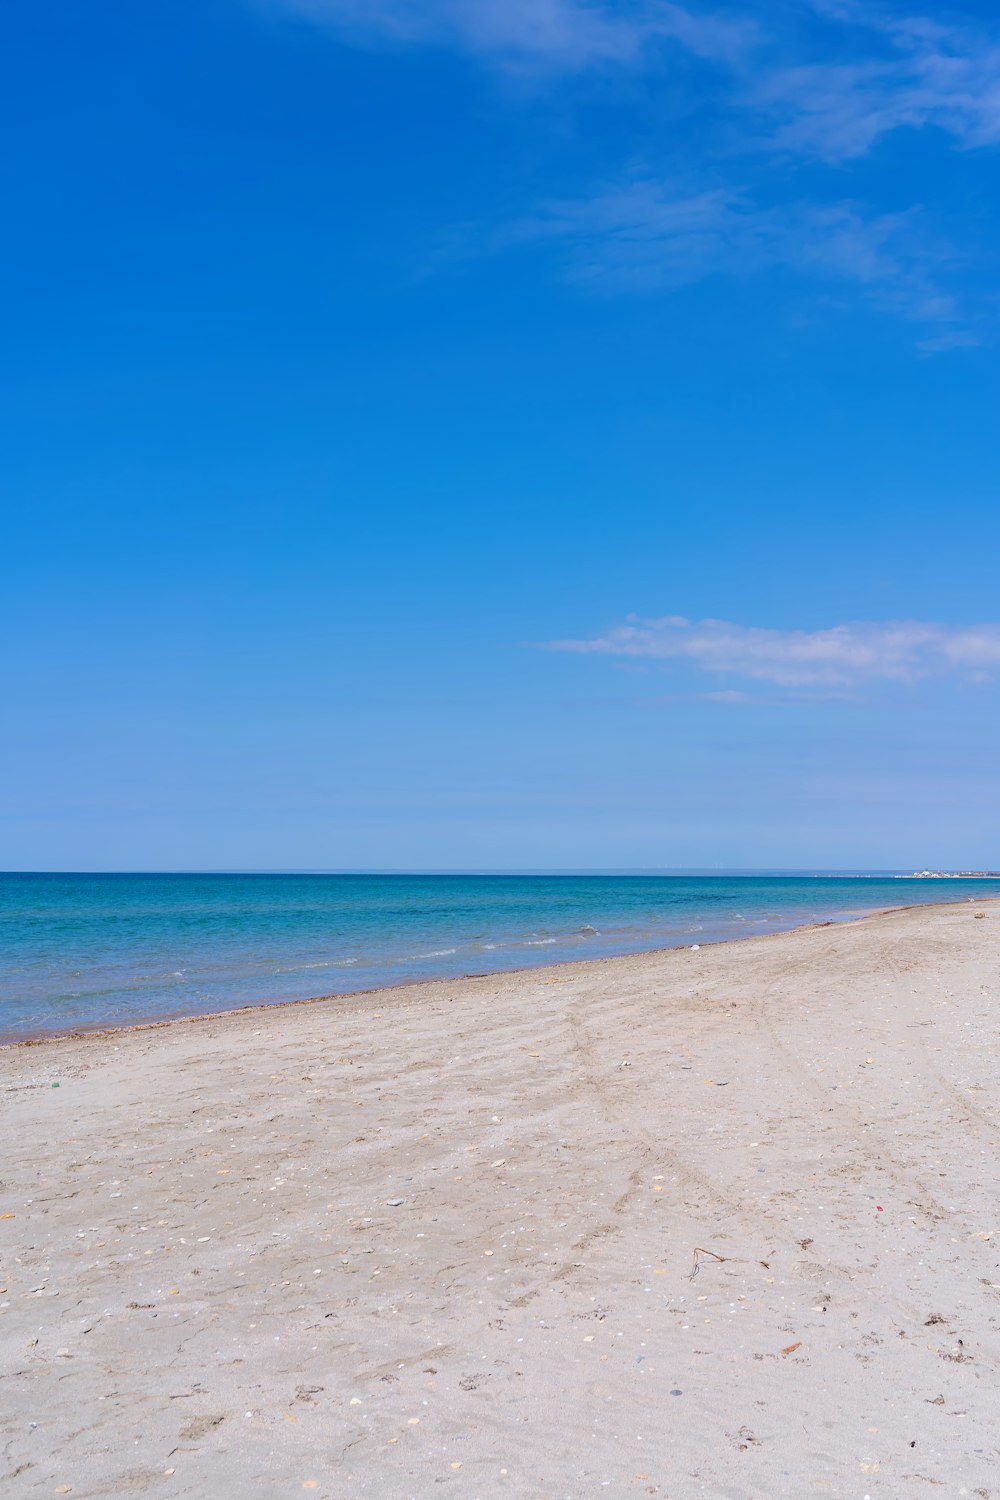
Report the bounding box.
[2,870,999,1041]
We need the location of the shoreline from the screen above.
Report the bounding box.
[3,899,1000,1496]
[3,893,991,1050]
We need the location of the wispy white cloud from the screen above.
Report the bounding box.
[916,327,983,354]
[546,615,1000,687]
[278,0,752,72]
[756,14,1000,162]
[267,1,1000,339]
[500,177,958,324]
[276,0,1000,157]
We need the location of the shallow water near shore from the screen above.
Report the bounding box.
[3,870,1000,1039]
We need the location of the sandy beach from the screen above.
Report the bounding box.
[2,900,999,1499]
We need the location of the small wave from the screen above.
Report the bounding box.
[275,958,357,973]
[480,943,500,950]
[526,938,557,946]
[411,948,457,959]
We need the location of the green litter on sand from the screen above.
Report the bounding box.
[51,1082,60,1088]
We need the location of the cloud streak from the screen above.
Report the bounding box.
[500,178,955,322]
[269,1,1000,339]
[546,615,1000,687]
[278,0,1000,157]
[756,12,1000,162]
[279,0,752,72]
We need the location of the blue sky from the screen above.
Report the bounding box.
[3,0,1000,870]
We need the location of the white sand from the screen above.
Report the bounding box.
[2,900,999,1498]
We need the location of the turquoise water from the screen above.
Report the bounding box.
[2,871,998,1041]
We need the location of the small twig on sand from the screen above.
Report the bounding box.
[689,1247,770,1281]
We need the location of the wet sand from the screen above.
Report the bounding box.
[2,900,999,1497]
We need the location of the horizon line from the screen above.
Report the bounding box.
[2,867,989,878]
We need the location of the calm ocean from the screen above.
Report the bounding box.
[2,871,998,1041]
